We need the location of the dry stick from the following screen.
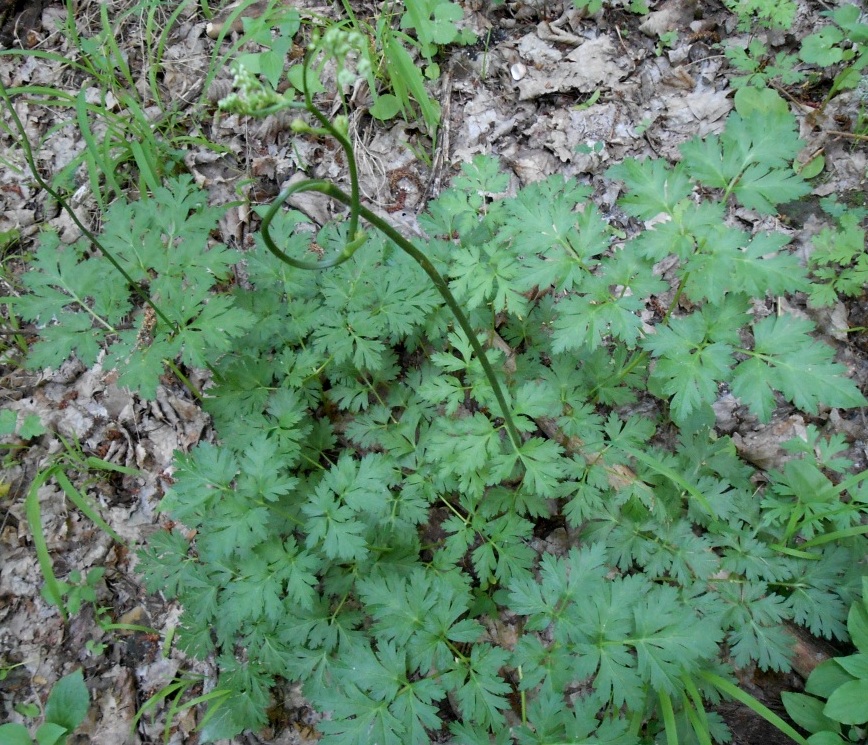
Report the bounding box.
[825,129,868,141]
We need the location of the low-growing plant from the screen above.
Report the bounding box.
[23,446,137,622]
[1,409,141,622]
[0,669,90,745]
[340,0,457,131]
[51,567,105,618]
[725,39,806,90]
[725,0,797,31]
[10,174,253,396]
[571,0,649,17]
[783,578,868,743]
[231,5,304,91]
[806,197,868,308]
[725,5,866,115]
[133,670,232,744]
[799,4,868,103]
[0,408,46,441]
[135,50,865,742]
[6,18,868,745]
[240,0,475,134]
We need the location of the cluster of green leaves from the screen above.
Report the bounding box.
[725,4,867,104]
[0,408,45,441]
[807,197,868,308]
[608,90,861,425]
[341,0,474,131]
[725,39,806,91]
[13,175,253,398]
[724,0,796,31]
[233,7,303,91]
[50,567,106,617]
[783,578,868,743]
[232,0,474,134]
[567,0,649,17]
[396,0,475,66]
[799,4,868,100]
[8,2,868,742]
[0,669,89,745]
[119,93,868,742]
[21,435,133,623]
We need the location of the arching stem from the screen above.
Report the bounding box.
[261,179,523,453]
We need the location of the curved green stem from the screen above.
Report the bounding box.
[262,179,522,452]
[301,51,362,248]
[260,178,365,269]
[699,671,809,745]
[354,198,522,452]
[257,44,522,452]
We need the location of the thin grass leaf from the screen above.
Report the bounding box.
[25,466,66,621]
[800,524,868,548]
[83,455,140,475]
[102,622,160,634]
[131,678,190,730]
[0,48,93,75]
[682,675,712,744]
[618,443,714,517]
[161,681,230,744]
[682,691,713,745]
[384,35,439,133]
[76,91,122,202]
[53,469,124,544]
[130,139,161,195]
[100,4,135,89]
[701,671,809,745]
[658,690,679,745]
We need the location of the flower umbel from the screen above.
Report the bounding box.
[312,26,372,87]
[219,64,286,115]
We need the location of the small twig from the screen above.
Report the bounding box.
[422,60,452,203]
[0,328,39,336]
[769,80,815,113]
[825,129,868,142]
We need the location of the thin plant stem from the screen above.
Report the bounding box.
[700,671,810,745]
[0,80,177,334]
[262,179,523,452]
[257,47,523,452]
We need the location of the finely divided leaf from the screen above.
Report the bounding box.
[680,110,810,213]
[645,316,734,423]
[630,586,722,694]
[735,164,812,215]
[500,175,592,257]
[317,683,406,745]
[451,644,512,730]
[732,315,866,421]
[303,482,369,561]
[608,158,693,220]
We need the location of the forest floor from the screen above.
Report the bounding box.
[0,0,866,742]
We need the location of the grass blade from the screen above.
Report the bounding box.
[700,670,809,745]
[53,469,124,544]
[25,466,66,621]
